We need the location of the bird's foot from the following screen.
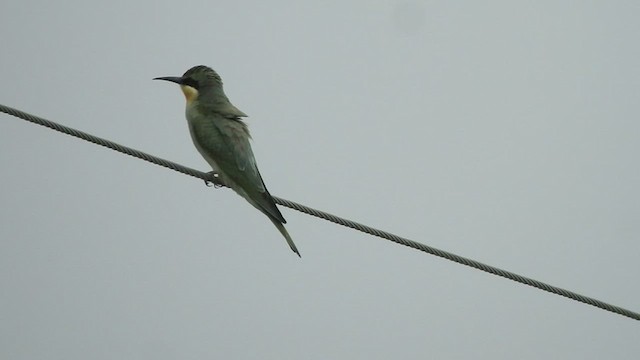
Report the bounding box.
[204,171,225,188]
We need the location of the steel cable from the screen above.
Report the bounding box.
[2,103,638,321]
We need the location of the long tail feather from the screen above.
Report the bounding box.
[268,217,301,257]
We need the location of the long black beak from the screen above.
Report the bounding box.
[153,76,183,84]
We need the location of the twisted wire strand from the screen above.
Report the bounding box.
[0,104,218,183]
[2,103,638,321]
[275,196,638,319]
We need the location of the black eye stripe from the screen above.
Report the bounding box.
[182,78,199,89]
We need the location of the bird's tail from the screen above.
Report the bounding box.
[268,217,301,257]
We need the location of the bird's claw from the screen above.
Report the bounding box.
[204,171,225,188]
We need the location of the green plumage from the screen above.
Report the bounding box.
[155,65,300,257]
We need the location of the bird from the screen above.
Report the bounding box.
[154,65,300,257]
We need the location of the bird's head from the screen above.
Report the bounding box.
[154,65,223,104]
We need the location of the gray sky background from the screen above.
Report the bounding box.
[1,1,639,359]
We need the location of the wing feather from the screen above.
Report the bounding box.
[205,115,285,223]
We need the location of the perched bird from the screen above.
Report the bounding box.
[154,65,300,257]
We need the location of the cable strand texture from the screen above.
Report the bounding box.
[2,103,638,321]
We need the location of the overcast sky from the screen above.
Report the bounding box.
[1,1,639,359]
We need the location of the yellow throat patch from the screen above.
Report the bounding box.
[180,85,199,104]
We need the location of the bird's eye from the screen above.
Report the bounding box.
[182,78,199,89]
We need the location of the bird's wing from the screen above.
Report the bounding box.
[212,116,287,223]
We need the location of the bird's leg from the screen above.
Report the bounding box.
[204,171,225,188]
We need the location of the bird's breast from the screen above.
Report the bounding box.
[186,111,221,166]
